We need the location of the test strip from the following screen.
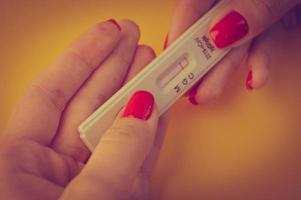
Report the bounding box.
[79,1,231,151]
[159,63,183,88]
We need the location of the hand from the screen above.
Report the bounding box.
[0,19,167,200]
[166,0,301,105]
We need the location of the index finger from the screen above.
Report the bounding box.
[168,0,216,44]
[5,20,122,145]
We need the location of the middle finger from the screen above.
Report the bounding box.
[52,20,140,163]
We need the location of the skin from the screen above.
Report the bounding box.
[0,0,301,199]
[168,0,301,105]
[0,19,167,200]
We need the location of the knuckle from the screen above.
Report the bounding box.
[226,52,241,68]
[75,92,108,111]
[67,50,96,74]
[110,50,132,66]
[0,139,20,158]
[107,122,151,147]
[250,0,284,20]
[28,80,67,111]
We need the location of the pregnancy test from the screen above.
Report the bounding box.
[79,1,231,151]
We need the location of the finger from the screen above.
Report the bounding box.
[5,20,122,145]
[138,112,168,178]
[245,25,279,90]
[124,45,156,82]
[52,20,140,162]
[124,45,167,198]
[167,0,216,45]
[131,113,169,199]
[209,0,300,48]
[125,45,167,180]
[60,91,158,200]
[282,4,301,29]
[189,44,250,105]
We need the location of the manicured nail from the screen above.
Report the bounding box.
[163,34,169,50]
[210,11,249,48]
[246,71,253,90]
[123,91,154,120]
[107,19,121,31]
[188,86,199,105]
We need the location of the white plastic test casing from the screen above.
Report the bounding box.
[79,1,231,151]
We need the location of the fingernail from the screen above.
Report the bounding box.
[210,11,249,48]
[123,91,154,120]
[188,86,199,105]
[107,19,121,31]
[246,71,253,90]
[163,34,169,50]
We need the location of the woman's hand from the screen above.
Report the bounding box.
[167,0,301,105]
[0,19,167,200]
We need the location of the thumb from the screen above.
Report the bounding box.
[210,0,300,48]
[60,91,158,200]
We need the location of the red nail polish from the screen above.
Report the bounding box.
[246,71,253,90]
[210,11,249,48]
[107,19,121,31]
[188,86,199,105]
[123,91,154,120]
[163,34,169,50]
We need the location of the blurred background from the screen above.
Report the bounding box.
[1,0,301,199]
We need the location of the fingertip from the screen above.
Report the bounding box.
[189,95,199,106]
[246,67,269,90]
[136,45,156,60]
[115,103,159,138]
[188,85,199,106]
[123,45,156,83]
[122,93,159,137]
[209,10,249,49]
[94,19,121,37]
[107,19,122,31]
[118,19,141,41]
[148,104,159,126]
[112,93,159,145]
[188,84,222,106]
[138,98,159,132]
[121,91,158,125]
[246,70,254,90]
[246,51,270,90]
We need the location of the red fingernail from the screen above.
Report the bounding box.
[163,34,169,50]
[246,71,253,90]
[108,19,121,31]
[210,11,249,48]
[123,91,154,120]
[188,86,199,105]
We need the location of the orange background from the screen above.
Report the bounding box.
[1,1,301,199]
